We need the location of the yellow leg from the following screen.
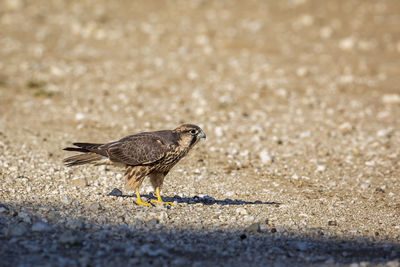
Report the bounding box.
[135,189,151,206]
[151,187,175,206]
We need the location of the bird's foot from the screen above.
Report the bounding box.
[135,199,151,207]
[150,199,162,204]
[150,199,175,206]
[163,201,175,206]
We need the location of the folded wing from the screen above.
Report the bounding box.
[101,134,169,165]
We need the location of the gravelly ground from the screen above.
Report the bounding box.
[1,0,400,266]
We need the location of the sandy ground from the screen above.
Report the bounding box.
[1,0,400,266]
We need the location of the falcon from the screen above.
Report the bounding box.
[63,124,206,206]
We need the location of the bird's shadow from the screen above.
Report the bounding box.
[108,188,280,206]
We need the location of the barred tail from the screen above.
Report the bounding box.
[63,142,104,153]
[63,153,104,167]
[63,142,107,166]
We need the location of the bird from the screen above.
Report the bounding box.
[63,124,206,206]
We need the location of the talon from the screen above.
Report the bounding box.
[151,199,175,206]
[135,200,151,207]
[135,189,151,207]
[152,187,175,206]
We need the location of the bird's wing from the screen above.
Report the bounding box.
[103,134,169,165]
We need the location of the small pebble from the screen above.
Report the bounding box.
[293,241,309,251]
[0,203,9,214]
[58,230,83,245]
[89,202,102,211]
[338,122,353,134]
[236,207,248,216]
[71,178,87,187]
[60,196,73,205]
[259,150,274,165]
[382,94,400,105]
[245,223,261,233]
[316,165,326,172]
[328,220,338,226]
[98,216,109,224]
[225,191,235,197]
[7,222,29,237]
[365,161,376,167]
[18,211,32,224]
[146,218,159,227]
[65,218,84,230]
[31,221,53,232]
[361,183,371,189]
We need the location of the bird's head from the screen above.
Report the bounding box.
[174,124,206,148]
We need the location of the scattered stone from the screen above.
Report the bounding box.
[0,203,9,214]
[235,207,248,216]
[299,131,311,138]
[316,165,326,172]
[339,37,355,50]
[171,258,188,266]
[32,221,53,232]
[259,150,274,164]
[375,187,385,193]
[22,242,42,253]
[157,211,168,223]
[65,218,84,230]
[243,215,255,222]
[125,245,136,256]
[89,202,102,211]
[338,122,353,134]
[328,220,338,226]
[214,127,224,137]
[71,178,87,187]
[320,26,333,39]
[307,228,324,237]
[296,67,308,77]
[386,260,400,267]
[245,223,261,233]
[293,241,309,251]
[376,128,392,138]
[7,222,29,237]
[78,251,91,267]
[226,191,235,197]
[5,0,24,10]
[361,183,371,189]
[138,244,170,257]
[75,113,86,121]
[58,230,83,245]
[382,94,400,105]
[108,188,123,197]
[98,216,109,224]
[60,196,74,205]
[18,211,32,224]
[365,161,376,167]
[146,218,159,227]
[48,211,62,222]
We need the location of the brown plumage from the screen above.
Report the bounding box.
[63,124,206,206]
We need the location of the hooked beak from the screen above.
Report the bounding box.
[198,131,206,139]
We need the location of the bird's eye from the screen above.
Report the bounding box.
[189,129,197,135]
